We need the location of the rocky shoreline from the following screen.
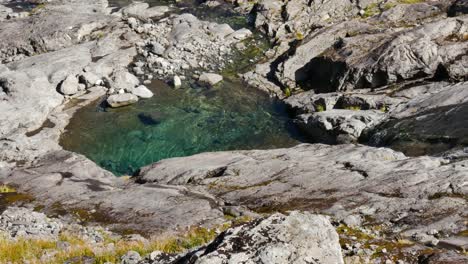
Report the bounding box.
[0,0,467,263]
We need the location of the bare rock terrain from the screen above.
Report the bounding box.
[0,0,466,263]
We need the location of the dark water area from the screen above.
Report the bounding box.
[4,0,39,12]
[61,80,302,176]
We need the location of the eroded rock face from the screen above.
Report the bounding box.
[253,0,364,41]
[368,82,468,155]
[138,144,467,237]
[130,12,253,80]
[3,150,225,234]
[279,16,468,92]
[448,0,468,17]
[0,207,63,239]
[0,0,112,63]
[181,212,344,264]
[296,109,387,144]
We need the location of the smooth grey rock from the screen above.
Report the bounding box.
[228,28,253,40]
[59,75,79,95]
[208,23,235,38]
[0,0,111,63]
[173,75,182,88]
[138,143,467,236]
[198,73,223,87]
[122,3,169,21]
[112,70,140,92]
[296,110,387,144]
[121,251,141,264]
[0,42,96,138]
[368,82,468,155]
[106,93,138,107]
[150,42,165,56]
[184,212,344,264]
[131,85,153,98]
[79,72,101,88]
[4,150,225,234]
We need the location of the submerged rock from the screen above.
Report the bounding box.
[198,73,223,87]
[182,212,343,264]
[107,93,139,108]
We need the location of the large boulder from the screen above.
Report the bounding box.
[131,85,153,98]
[112,70,140,92]
[121,3,169,21]
[59,74,80,95]
[183,211,344,264]
[296,109,387,144]
[278,16,468,92]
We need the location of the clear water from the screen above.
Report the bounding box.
[61,79,302,176]
[61,0,302,176]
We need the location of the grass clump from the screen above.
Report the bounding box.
[344,106,362,111]
[0,184,16,193]
[30,3,46,14]
[284,87,292,97]
[0,226,221,264]
[362,3,380,18]
[398,0,425,4]
[315,104,325,112]
[295,32,305,41]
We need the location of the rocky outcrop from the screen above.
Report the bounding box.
[253,0,367,42]
[0,0,113,63]
[180,212,344,264]
[296,109,387,144]
[3,150,225,234]
[130,12,253,80]
[0,207,63,239]
[138,143,467,238]
[278,15,468,92]
[1,0,467,262]
[368,82,468,155]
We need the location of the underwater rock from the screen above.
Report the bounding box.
[198,73,223,87]
[107,93,139,108]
